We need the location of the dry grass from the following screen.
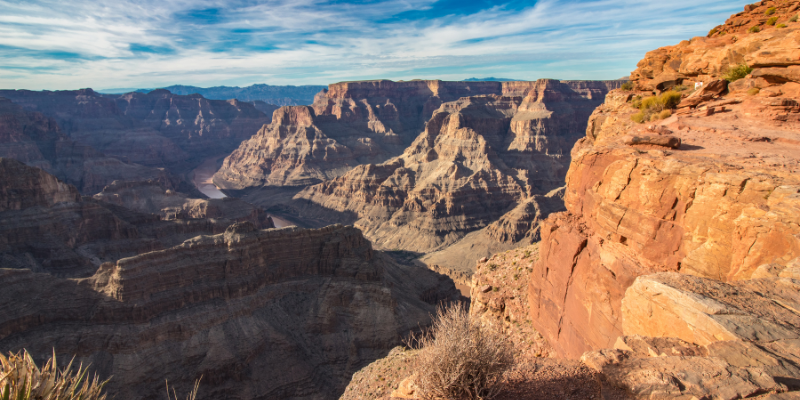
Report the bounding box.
[408,303,514,400]
[166,377,201,400]
[631,91,681,123]
[0,350,108,400]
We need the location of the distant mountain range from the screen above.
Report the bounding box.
[462,77,520,82]
[98,84,327,106]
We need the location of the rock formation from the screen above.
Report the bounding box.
[288,80,610,257]
[0,97,183,194]
[530,0,800,359]
[0,88,271,172]
[0,158,461,399]
[214,80,621,189]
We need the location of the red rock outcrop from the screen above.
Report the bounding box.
[0,88,271,171]
[0,159,461,400]
[529,4,800,359]
[0,97,184,194]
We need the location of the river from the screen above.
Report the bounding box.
[190,155,292,228]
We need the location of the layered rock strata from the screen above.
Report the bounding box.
[0,158,461,399]
[0,158,271,277]
[530,2,800,359]
[0,88,271,171]
[214,79,621,189]
[285,80,610,259]
[0,97,183,194]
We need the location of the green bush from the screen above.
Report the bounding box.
[777,23,787,28]
[749,25,761,33]
[767,16,778,25]
[621,81,634,91]
[722,63,753,82]
[765,7,776,16]
[630,91,681,124]
[791,15,798,22]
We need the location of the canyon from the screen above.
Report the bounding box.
[214,79,621,277]
[0,157,461,399]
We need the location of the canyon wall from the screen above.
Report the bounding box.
[0,88,271,172]
[214,80,621,189]
[286,80,616,258]
[529,1,800,359]
[0,97,187,194]
[0,158,460,399]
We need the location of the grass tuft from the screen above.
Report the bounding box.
[722,63,753,82]
[765,6,776,16]
[407,304,513,400]
[630,91,681,124]
[791,15,798,22]
[749,25,761,33]
[166,378,201,400]
[0,350,109,400]
[777,23,787,28]
[767,16,778,25]
[621,81,633,91]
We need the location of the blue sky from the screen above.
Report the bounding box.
[0,0,750,90]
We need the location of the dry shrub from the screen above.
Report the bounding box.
[620,81,633,91]
[747,87,761,96]
[630,91,681,123]
[749,25,761,33]
[0,350,108,400]
[723,63,753,82]
[409,304,513,400]
[767,16,778,26]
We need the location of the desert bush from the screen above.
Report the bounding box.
[777,23,787,28]
[765,6,776,16]
[791,14,798,22]
[767,16,778,25]
[630,91,681,123]
[409,304,513,400]
[708,26,719,36]
[621,81,633,91]
[673,84,689,91]
[0,350,108,400]
[749,25,761,33]
[748,87,761,96]
[658,109,672,119]
[722,63,753,82]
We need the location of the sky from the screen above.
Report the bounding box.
[0,0,751,90]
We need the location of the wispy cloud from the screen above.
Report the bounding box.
[0,0,750,90]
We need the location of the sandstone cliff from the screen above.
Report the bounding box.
[0,158,461,399]
[530,0,800,359]
[0,88,271,172]
[0,97,184,194]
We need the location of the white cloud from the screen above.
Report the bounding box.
[0,0,751,90]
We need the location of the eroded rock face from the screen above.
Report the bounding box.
[530,8,800,359]
[0,88,271,171]
[0,97,184,194]
[214,80,622,190]
[0,160,461,400]
[286,80,613,255]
